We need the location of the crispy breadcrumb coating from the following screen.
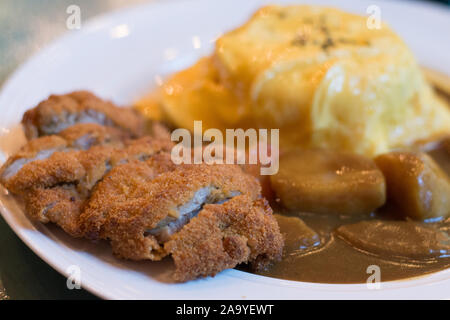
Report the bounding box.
[1,134,174,237]
[0,123,130,184]
[57,123,132,149]
[22,91,146,139]
[3,136,173,195]
[166,195,283,282]
[81,163,261,259]
[25,185,85,236]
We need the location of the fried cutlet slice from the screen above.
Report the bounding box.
[80,152,178,241]
[0,135,69,182]
[81,163,260,260]
[22,91,146,139]
[2,136,173,195]
[1,136,173,237]
[23,153,175,237]
[0,123,131,184]
[80,162,283,280]
[24,185,85,236]
[57,123,132,149]
[165,195,283,282]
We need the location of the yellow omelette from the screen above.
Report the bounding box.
[137,5,450,156]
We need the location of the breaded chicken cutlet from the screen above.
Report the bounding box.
[0,92,283,282]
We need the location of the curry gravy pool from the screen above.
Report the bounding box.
[254,212,450,284]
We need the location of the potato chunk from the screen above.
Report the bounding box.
[336,220,450,260]
[426,136,450,177]
[270,150,386,215]
[274,215,320,254]
[375,152,450,220]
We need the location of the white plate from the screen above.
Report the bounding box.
[0,0,449,300]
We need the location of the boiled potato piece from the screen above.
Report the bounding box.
[336,220,450,260]
[274,214,320,254]
[426,136,450,177]
[271,150,386,215]
[241,161,274,202]
[375,152,450,220]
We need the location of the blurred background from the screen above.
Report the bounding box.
[0,0,448,86]
[0,0,448,300]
